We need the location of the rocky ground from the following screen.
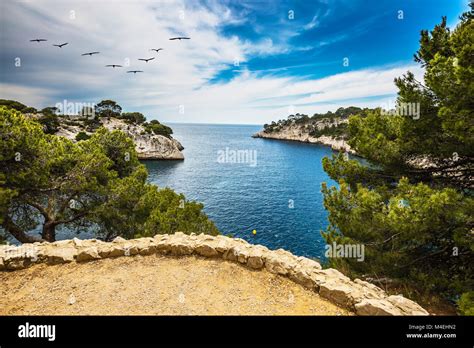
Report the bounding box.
[0,233,429,316]
[0,254,350,315]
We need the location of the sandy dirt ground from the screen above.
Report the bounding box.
[0,254,351,315]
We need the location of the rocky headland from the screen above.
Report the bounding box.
[252,107,365,154]
[55,117,184,160]
[253,117,354,154]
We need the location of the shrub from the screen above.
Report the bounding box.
[75,131,91,141]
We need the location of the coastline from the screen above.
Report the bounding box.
[252,129,356,155]
[54,117,185,160]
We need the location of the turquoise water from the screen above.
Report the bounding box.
[145,123,339,260]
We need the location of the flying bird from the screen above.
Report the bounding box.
[53,42,68,48]
[169,37,190,40]
[138,57,155,63]
[127,70,143,74]
[82,51,100,56]
[150,48,163,52]
[30,39,47,42]
[105,64,122,68]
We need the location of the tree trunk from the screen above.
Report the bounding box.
[41,221,56,242]
[2,216,45,243]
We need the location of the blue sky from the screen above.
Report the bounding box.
[0,0,469,124]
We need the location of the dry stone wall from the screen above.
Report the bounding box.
[0,232,428,316]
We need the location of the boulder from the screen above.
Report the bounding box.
[353,279,386,300]
[386,295,429,315]
[287,257,324,289]
[76,247,100,262]
[355,298,404,316]
[155,240,172,254]
[72,237,84,247]
[223,244,252,264]
[264,249,298,275]
[135,238,157,256]
[247,255,264,269]
[195,243,219,257]
[2,245,40,270]
[113,236,127,243]
[45,247,77,264]
[168,233,195,255]
[214,236,233,253]
[289,265,317,289]
[245,245,268,269]
[106,238,141,257]
[97,244,125,258]
[310,268,351,287]
[319,280,357,308]
[121,244,139,256]
[153,234,168,242]
[222,247,237,262]
[195,234,235,257]
[5,257,30,270]
[194,235,220,257]
[296,256,322,270]
[319,275,389,309]
[0,245,16,257]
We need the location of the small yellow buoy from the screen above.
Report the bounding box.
[252,229,257,235]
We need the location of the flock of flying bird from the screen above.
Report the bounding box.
[29,36,191,74]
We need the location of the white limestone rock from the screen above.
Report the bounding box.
[252,117,355,154]
[386,295,429,315]
[264,249,299,275]
[355,298,405,316]
[76,247,100,262]
[45,246,77,264]
[55,117,184,160]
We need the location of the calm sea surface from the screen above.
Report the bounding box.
[145,123,339,260]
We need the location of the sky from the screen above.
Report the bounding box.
[0,0,469,124]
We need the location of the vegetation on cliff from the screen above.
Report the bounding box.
[0,99,37,114]
[0,98,175,139]
[262,107,370,140]
[321,8,473,314]
[0,107,218,243]
[143,120,173,138]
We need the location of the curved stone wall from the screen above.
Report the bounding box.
[0,232,428,316]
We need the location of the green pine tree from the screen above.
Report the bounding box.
[0,107,218,243]
[321,5,473,314]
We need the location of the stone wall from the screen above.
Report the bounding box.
[0,232,428,316]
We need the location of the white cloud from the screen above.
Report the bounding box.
[0,83,57,107]
[304,15,319,30]
[2,0,246,101]
[145,64,424,124]
[1,1,424,126]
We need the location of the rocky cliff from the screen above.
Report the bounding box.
[253,117,355,154]
[0,233,429,316]
[56,117,184,160]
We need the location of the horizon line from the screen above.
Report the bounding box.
[162,121,262,126]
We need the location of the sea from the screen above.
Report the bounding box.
[145,123,340,260]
